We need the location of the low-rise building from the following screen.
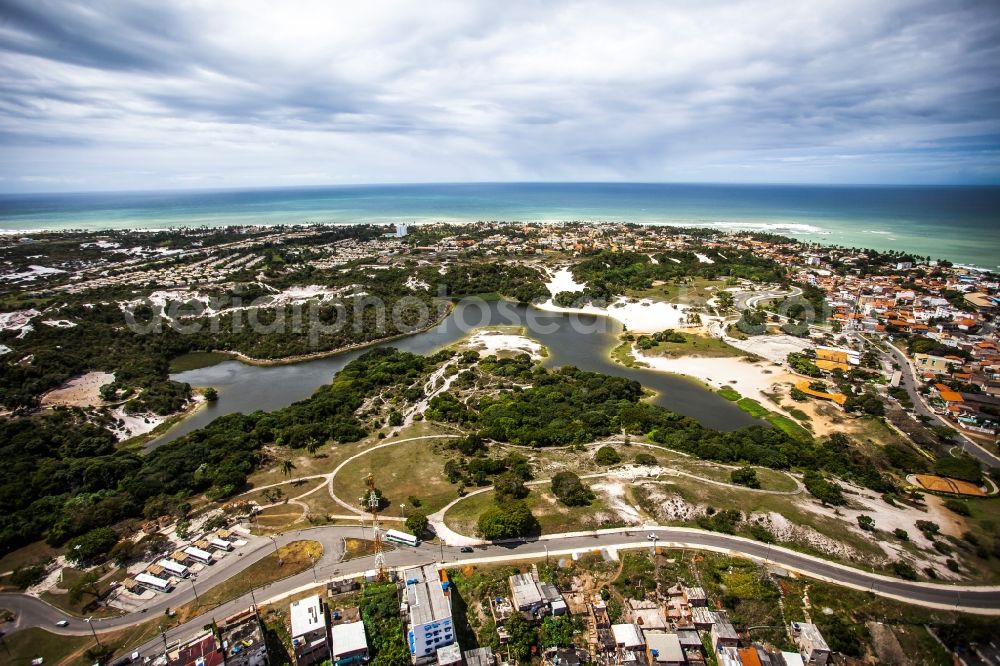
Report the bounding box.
[403,564,455,664]
[611,623,646,650]
[291,594,331,666]
[330,621,368,666]
[219,607,269,666]
[792,622,830,665]
[645,632,685,666]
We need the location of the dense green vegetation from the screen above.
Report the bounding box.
[428,262,550,303]
[361,582,410,666]
[0,348,444,555]
[569,249,785,298]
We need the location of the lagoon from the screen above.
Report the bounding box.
[151,299,757,448]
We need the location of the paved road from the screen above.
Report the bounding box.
[3,524,999,659]
[877,337,999,468]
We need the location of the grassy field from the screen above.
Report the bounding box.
[343,537,395,561]
[644,331,744,359]
[610,340,648,368]
[627,278,727,305]
[640,444,800,493]
[175,540,322,622]
[735,397,813,441]
[330,436,462,515]
[0,539,61,575]
[444,485,621,537]
[253,504,305,532]
[717,386,741,401]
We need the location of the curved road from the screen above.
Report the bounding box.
[2,524,999,660]
[877,337,999,468]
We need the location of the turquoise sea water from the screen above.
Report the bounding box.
[1,183,998,269]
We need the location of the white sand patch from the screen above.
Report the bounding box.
[41,371,115,408]
[1,265,66,282]
[536,297,693,333]
[753,511,865,562]
[0,308,39,333]
[466,331,544,359]
[591,481,642,524]
[634,349,794,408]
[544,267,588,295]
[108,406,168,440]
[800,481,963,578]
[721,332,814,364]
[694,253,715,264]
[42,319,77,328]
[405,275,430,291]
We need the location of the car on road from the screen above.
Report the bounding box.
[647,533,657,540]
[56,620,70,627]
[460,546,474,553]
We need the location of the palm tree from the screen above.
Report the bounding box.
[280,459,295,478]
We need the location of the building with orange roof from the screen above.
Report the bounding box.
[737,646,763,666]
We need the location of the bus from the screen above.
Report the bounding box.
[383,529,419,547]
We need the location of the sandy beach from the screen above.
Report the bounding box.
[40,370,115,407]
[633,348,795,408]
[537,267,697,333]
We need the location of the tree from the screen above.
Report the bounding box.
[716,291,735,310]
[504,612,538,661]
[857,515,875,531]
[405,512,429,536]
[730,466,760,489]
[68,570,103,606]
[280,459,296,478]
[540,615,577,648]
[476,500,539,540]
[203,387,219,401]
[494,472,529,501]
[802,470,845,506]
[551,471,594,507]
[594,446,621,466]
[66,527,119,564]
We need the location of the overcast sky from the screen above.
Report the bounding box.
[1,0,999,192]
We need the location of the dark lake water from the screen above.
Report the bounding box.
[151,300,757,448]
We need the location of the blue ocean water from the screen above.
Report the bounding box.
[1,183,998,268]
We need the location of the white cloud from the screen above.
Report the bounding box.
[0,0,998,190]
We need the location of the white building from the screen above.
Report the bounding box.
[291,594,331,666]
[792,622,830,665]
[158,559,189,578]
[403,564,454,664]
[330,621,369,666]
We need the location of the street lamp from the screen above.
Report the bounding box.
[400,503,406,518]
[269,535,282,565]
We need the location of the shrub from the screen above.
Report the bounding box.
[803,470,845,506]
[634,452,658,466]
[594,446,622,466]
[730,466,760,489]
[943,499,970,516]
[551,472,594,507]
[891,560,918,580]
[893,528,909,541]
[857,515,875,531]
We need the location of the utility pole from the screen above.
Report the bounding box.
[190,578,200,605]
[85,616,102,648]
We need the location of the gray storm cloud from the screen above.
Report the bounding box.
[1,0,998,191]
